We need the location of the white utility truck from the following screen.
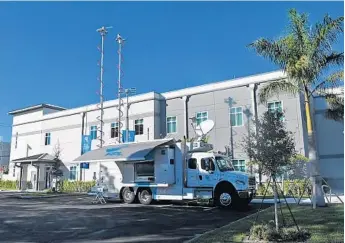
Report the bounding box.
[75,120,256,208]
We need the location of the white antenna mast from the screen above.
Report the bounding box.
[96,26,112,148]
[116,34,126,144]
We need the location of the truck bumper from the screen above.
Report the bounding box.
[238,189,256,199]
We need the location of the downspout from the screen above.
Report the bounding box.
[36,165,40,191]
[80,112,86,154]
[182,136,187,188]
[249,84,260,180]
[80,112,86,181]
[181,96,190,139]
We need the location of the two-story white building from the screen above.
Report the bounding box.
[4,71,344,191]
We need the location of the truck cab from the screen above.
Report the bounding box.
[187,151,256,207]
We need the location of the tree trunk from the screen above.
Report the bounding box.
[273,176,279,231]
[304,92,326,208]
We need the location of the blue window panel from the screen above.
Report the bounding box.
[90,126,97,140]
[167,116,177,133]
[230,107,243,126]
[196,112,208,125]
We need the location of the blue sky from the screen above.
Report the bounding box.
[0,2,343,142]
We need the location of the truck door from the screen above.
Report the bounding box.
[199,157,217,187]
[187,158,199,187]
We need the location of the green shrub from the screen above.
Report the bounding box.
[250,223,311,242]
[0,180,18,190]
[257,183,274,196]
[60,180,96,193]
[284,179,311,197]
[256,179,312,197]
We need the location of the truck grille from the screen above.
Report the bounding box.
[248,176,256,188]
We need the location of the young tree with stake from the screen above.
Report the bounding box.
[243,110,299,231]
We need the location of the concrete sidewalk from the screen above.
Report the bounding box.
[252,194,344,204]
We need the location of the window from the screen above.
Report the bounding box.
[167,116,177,133]
[111,122,119,138]
[12,166,15,177]
[201,158,215,171]
[188,158,197,169]
[232,159,246,172]
[135,119,144,135]
[268,101,282,112]
[196,111,208,125]
[69,166,77,180]
[230,107,243,126]
[268,101,283,120]
[45,133,51,146]
[90,126,97,140]
[135,162,154,177]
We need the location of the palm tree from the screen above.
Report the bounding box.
[249,9,344,207]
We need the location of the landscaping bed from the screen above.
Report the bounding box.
[191,204,344,243]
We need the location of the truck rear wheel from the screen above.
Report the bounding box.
[122,187,135,204]
[138,188,153,205]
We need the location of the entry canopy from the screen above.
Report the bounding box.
[74,139,175,163]
[11,153,57,164]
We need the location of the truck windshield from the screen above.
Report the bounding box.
[215,156,234,172]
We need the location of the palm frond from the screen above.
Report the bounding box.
[258,80,299,104]
[324,93,344,121]
[311,70,344,95]
[248,38,288,69]
[315,52,344,73]
[288,9,310,51]
[313,15,344,52]
[325,105,344,122]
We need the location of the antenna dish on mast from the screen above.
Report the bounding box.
[195,120,214,141]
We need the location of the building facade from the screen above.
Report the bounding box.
[4,71,343,191]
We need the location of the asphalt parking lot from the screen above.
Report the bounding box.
[0,193,269,243]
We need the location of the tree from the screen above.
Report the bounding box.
[51,141,64,192]
[243,111,298,231]
[248,9,344,207]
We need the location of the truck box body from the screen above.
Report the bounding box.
[75,139,256,207]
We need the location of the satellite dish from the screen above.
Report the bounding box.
[195,120,215,137]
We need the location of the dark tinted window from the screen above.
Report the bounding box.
[201,158,215,171]
[136,162,154,176]
[188,158,197,169]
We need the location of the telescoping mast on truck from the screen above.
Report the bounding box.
[74,120,256,208]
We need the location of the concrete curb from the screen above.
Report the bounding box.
[183,206,273,243]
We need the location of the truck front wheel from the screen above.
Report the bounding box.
[138,188,153,205]
[215,187,239,208]
[122,187,136,204]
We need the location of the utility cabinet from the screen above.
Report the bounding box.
[154,146,175,184]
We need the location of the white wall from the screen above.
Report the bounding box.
[7,93,161,182]
[313,95,344,191]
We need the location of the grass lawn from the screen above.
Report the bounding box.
[192,204,344,243]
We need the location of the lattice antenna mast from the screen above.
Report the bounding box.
[96,26,112,148]
[116,34,126,143]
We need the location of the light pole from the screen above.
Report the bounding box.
[124,88,136,142]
